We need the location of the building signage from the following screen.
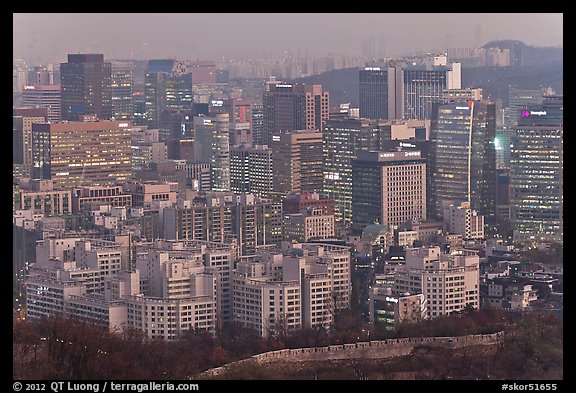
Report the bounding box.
[118,123,129,128]
[404,151,420,157]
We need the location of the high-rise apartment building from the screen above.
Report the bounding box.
[394,246,479,318]
[510,96,563,243]
[233,242,350,337]
[352,150,426,229]
[60,54,112,121]
[262,83,329,146]
[270,130,324,195]
[163,193,283,256]
[283,207,335,242]
[31,120,132,190]
[429,99,496,226]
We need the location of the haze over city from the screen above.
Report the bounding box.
[14,13,563,62]
[13,12,563,381]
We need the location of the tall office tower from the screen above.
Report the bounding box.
[403,61,461,120]
[323,118,392,224]
[510,96,563,243]
[351,150,426,229]
[251,103,264,146]
[60,54,112,121]
[501,88,545,168]
[144,59,193,129]
[166,73,193,107]
[358,65,403,120]
[506,87,544,127]
[262,83,329,146]
[158,106,195,158]
[429,99,496,226]
[379,140,432,218]
[110,60,134,121]
[210,97,254,146]
[21,84,61,122]
[144,59,174,128]
[13,107,48,178]
[270,130,324,195]
[230,144,273,197]
[31,120,132,190]
[359,66,389,120]
[193,114,231,191]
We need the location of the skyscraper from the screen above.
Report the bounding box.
[110,60,134,121]
[193,114,230,191]
[429,99,496,226]
[60,54,112,121]
[359,66,389,120]
[403,61,461,120]
[358,64,403,120]
[323,118,392,224]
[510,96,563,242]
[251,103,264,146]
[262,83,329,146]
[270,130,324,195]
[352,150,426,229]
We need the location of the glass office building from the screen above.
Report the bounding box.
[430,100,496,226]
[510,96,563,242]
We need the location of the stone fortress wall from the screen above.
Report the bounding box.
[200,331,505,377]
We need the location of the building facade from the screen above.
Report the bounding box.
[352,150,426,229]
[323,118,393,224]
[510,96,563,243]
[230,144,274,197]
[263,83,329,146]
[31,120,132,190]
[270,130,324,195]
[60,54,112,121]
[429,99,496,226]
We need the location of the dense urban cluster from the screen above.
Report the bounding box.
[13,41,562,348]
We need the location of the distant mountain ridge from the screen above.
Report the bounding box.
[291,44,562,109]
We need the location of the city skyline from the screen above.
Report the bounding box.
[14,13,563,63]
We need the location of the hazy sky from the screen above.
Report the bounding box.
[14,13,563,62]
